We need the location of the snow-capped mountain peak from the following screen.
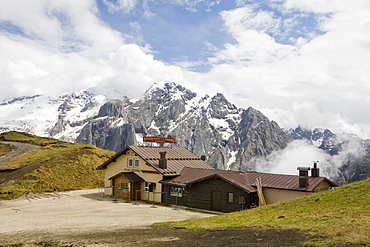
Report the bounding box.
[1,82,289,171]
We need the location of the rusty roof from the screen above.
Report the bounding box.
[161,167,338,192]
[97,145,214,176]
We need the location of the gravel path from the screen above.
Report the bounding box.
[0,141,40,167]
[0,190,312,246]
[0,189,212,233]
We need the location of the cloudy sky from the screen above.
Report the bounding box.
[1,0,370,139]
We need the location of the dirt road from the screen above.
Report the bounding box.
[0,189,309,246]
[0,141,42,185]
[0,141,40,167]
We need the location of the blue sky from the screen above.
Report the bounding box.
[96,0,237,71]
[95,0,324,71]
[0,0,370,139]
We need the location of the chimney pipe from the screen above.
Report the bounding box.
[311,161,320,177]
[159,152,167,169]
[297,167,310,188]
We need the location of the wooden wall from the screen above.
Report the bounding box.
[112,176,130,200]
[162,177,258,213]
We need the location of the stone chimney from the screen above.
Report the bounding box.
[311,161,320,177]
[297,167,310,188]
[159,152,167,169]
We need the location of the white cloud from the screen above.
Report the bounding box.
[102,0,138,14]
[0,0,186,100]
[210,6,297,64]
[253,137,366,182]
[167,0,221,12]
[0,0,369,141]
[103,44,186,97]
[260,103,370,139]
[197,1,370,138]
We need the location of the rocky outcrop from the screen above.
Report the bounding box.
[0,82,291,171]
[74,82,290,171]
[76,120,136,152]
[97,100,126,118]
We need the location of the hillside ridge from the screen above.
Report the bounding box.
[0,141,40,167]
[0,131,114,199]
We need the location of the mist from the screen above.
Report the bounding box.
[252,135,366,183]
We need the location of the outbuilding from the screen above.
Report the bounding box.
[161,163,338,212]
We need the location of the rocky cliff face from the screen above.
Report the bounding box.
[286,126,370,184]
[75,99,136,152]
[285,126,339,154]
[74,82,289,171]
[1,82,368,181]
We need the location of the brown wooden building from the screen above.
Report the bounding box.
[161,167,259,212]
[161,165,338,213]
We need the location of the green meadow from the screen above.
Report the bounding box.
[159,178,370,246]
[0,131,114,199]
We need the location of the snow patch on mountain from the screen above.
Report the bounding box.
[226,150,237,170]
[1,82,290,174]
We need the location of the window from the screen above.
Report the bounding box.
[127,158,133,167]
[118,182,130,191]
[227,192,234,203]
[145,182,156,193]
[238,195,246,205]
[170,187,183,197]
[134,159,139,168]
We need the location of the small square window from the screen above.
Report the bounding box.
[134,159,139,167]
[118,182,130,191]
[145,182,156,192]
[128,158,133,167]
[170,187,183,197]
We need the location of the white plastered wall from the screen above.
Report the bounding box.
[263,188,313,205]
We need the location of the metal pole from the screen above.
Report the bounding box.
[173,192,179,211]
[132,190,139,205]
[150,192,157,208]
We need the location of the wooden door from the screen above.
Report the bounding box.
[211,190,221,211]
[131,182,141,200]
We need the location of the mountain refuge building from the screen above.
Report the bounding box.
[97,145,338,212]
[96,145,213,202]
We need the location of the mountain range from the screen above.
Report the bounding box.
[1,82,369,183]
[286,126,370,184]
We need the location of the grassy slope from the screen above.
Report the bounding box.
[0,131,114,199]
[0,143,11,157]
[0,131,65,146]
[166,179,370,246]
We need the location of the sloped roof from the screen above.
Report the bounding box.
[161,167,338,192]
[246,172,338,191]
[161,167,257,193]
[97,145,214,176]
[108,172,145,182]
